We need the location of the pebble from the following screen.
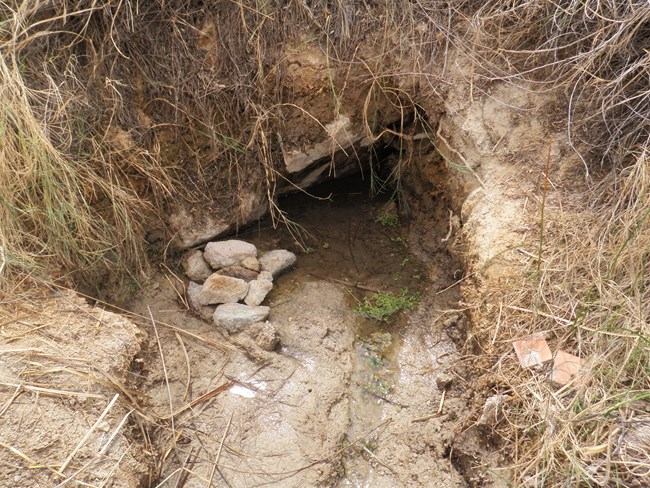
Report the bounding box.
[213,303,270,333]
[186,281,217,320]
[435,373,454,390]
[248,321,280,351]
[216,265,259,282]
[204,240,257,269]
[259,249,297,277]
[245,279,273,306]
[241,256,261,272]
[258,270,273,282]
[182,249,212,282]
[198,274,249,305]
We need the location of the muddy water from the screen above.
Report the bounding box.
[129,173,467,486]
[239,175,447,485]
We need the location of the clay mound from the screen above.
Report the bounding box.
[0,288,151,487]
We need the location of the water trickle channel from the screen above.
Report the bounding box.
[240,172,462,485]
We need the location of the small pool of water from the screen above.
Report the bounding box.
[238,174,430,485]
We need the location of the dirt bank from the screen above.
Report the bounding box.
[0,289,151,487]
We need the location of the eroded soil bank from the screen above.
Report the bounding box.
[127,171,490,486]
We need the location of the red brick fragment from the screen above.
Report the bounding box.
[551,350,585,386]
[513,337,553,368]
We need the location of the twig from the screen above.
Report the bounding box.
[48,284,235,352]
[361,444,398,476]
[99,409,133,455]
[0,382,104,399]
[0,383,22,418]
[367,391,410,408]
[175,332,191,401]
[160,381,234,420]
[435,124,486,188]
[505,305,572,326]
[308,273,383,293]
[148,306,176,440]
[0,244,5,277]
[58,393,120,474]
[175,447,199,488]
[0,441,68,480]
[441,208,455,243]
[208,413,233,487]
[537,142,552,273]
[412,412,441,423]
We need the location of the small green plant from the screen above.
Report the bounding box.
[354,289,420,321]
[359,332,392,352]
[375,214,399,227]
[367,353,384,369]
[390,235,407,247]
[364,378,391,396]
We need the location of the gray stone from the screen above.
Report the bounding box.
[204,240,257,269]
[182,249,212,282]
[186,281,202,308]
[244,279,273,306]
[241,256,261,272]
[258,270,273,282]
[213,304,270,333]
[477,394,510,427]
[435,373,454,390]
[217,265,259,282]
[168,191,267,249]
[248,321,280,351]
[197,274,249,305]
[186,281,216,321]
[259,249,296,277]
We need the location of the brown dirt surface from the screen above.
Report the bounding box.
[124,172,503,487]
[0,288,152,487]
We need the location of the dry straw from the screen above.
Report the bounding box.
[455,1,650,485]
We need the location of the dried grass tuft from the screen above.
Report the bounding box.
[0,1,173,287]
[470,143,650,486]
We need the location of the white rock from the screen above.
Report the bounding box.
[182,249,212,282]
[186,281,216,321]
[241,256,261,272]
[245,279,273,306]
[477,394,510,426]
[204,240,257,269]
[258,270,273,282]
[213,304,270,333]
[259,249,296,277]
[198,274,249,305]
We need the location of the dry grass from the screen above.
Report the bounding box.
[451,2,650,486]
[0,283,157,485]
[458,0,650,174]
[472,147,650,485]
[0,1,174,287]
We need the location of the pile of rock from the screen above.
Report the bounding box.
[183,240,296,340]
